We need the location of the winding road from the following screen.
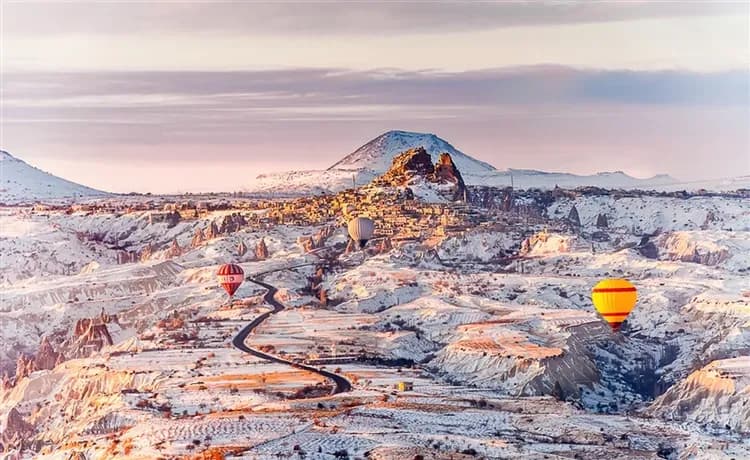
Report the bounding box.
[231,277,352,395]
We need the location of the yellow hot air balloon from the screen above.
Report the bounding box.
[591,278,637,332]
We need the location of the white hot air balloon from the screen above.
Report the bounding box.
[348,217,375,249]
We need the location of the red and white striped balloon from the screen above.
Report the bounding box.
[217,263,244,297]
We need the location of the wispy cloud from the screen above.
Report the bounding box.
[4,2,745,36]
[5,66,747,110]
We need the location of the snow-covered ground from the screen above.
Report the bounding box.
[1,187,749,458]
[0,151,108,204]
[246,130,750,196]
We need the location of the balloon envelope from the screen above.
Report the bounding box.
[591,278,637,332]
[217,263,244,297]
[348,217,375,249]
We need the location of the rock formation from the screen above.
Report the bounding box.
[567,206,581,227]
[206,221,220,240]
[255,239,269,260]
[657,232,730,266]
[596,213,608,228]
[191,228,206,248]
[374,147,434,186]
[34,336,62,371]
[701,210,717,230]
[67,317,114,358]
[647,357,750,433]
[139,243,153,262]
[298,236,315,253]
[637,236,659,259]
[165,238,182,259]
[432,152,467,200]
[219,213,247,234]
[14,355,34,382]
[0,407,34,452]
[116,250,138,264]
[371,147,467,201]
[237,239,248,257]
[165,210,181,228]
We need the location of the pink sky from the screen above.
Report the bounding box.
[1,2,748,193]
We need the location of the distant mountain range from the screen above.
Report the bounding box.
[2,132,747,203]
[252,130,690,195]
[0,150,108,205]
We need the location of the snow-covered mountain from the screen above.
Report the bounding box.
[249,130,686,195]
[329,130,496,175]
[0,150,108,204]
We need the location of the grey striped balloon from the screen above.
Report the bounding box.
[348,217,375,249]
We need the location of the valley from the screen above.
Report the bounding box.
[1,135,749,459]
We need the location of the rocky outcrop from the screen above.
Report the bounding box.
[34,336,62,371]
[701,210,717,230]
[432,153,467,200]
[520,231,573,256]
[0,407,34,452]
[116,250,139,264]
[297,236,318,253]
[205,221,220,240]
[219,213,247,234]
[14,354,34,382]
[429,321,603,398]
[67,317,114,358]
[191,228,206,248]
[10,337,62,386]
[374,147,434,186]
[567,206,581,227]
[647,357,750,433]
[237,239,248,257]
[637,236,659,259]
[255,239,269,260]
[165,238,182,259]
[657,232,730,266]
[596,213,608,228]
[371,147,467,201]
[139,243,153,262]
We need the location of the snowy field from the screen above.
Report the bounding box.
[1,189,749,459]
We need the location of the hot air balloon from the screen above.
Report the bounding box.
[347,217,375,249]
[217,263,244,297]
[591,278,637,332]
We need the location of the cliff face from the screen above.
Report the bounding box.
[1,407,34,452]
[432,152,466,194]
[372,147,434,187]
[656,231,731,266]
[371,147,467,201]
[647,357,750,433]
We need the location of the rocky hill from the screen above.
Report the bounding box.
[329,130,495,175]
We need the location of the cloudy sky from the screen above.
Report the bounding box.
[1,1,748,193]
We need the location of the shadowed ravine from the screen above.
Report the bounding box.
[232,277,352,395]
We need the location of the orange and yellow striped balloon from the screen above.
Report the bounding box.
[591,278,637,332]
